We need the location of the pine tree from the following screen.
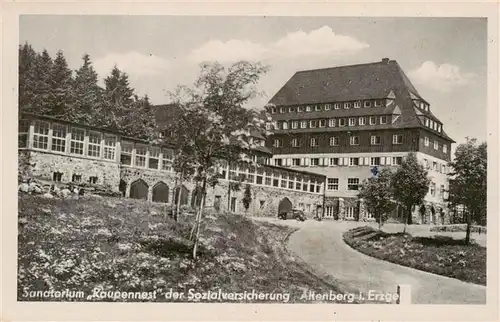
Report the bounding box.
[102,66,135,131]
[33,49,54,115]
[49,50,75,120]
[19,43,38,114]
[74,53,102,124]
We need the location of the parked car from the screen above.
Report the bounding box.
[278,209,307,221]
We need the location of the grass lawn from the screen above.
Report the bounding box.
[18,194,341,303]
[343,226,486,286]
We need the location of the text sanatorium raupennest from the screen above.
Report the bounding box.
[22,288,400,303]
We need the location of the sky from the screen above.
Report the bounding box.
[19,16,487,146]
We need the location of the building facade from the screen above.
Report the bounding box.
[265,58,455,223]
[18,113,325,218]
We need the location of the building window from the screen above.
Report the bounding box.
[282,121,289,130]
[423,158,429,169]
[273,139,283,147]
[291,121,298,129]
[306,105,312,112]
[380,116,387,124]
[319,119,326,127]
[349,157,359,166]
[329,136,339,146]
[310,138,319,147]
[310,158,319,166]
[424,137,429,147]
[315,105,321,111]
[88,176,98,184]
[349,136,360,145]
[443,144,448,153]
[271,107,277,114]
[354,101,361,108]
[344,102,351,109]
[425,118,430,127]
[349,118,356,126]
[120,141,133,165]
[370,157,381,166]
[327,178,339,191]
[359,117,366,125]
[292,158,301,166]
[364,101,372,108]
[135,145,147,168]
[347,178,360,190]
[325,206,335,218]
[370,136,381,145]
[328,119,336,127]
[392,157,403,165]
[274,158,282,166]
[338,118,346,127]
[369,116,377,125]
[330,157,339,166]
[334,103,341,110]
[430,182,436,196]
[440,184,445,198]
[18,120,30,148]
[72,173,82,183]
[345,207,355,219]
[433,161,438,171]
[300,120,307,128]
[103,135,116,160]
[70,127,85,155]
[289,106,295,113]
[291,138,299,147]
[149,147,160,170]
[52,172,63,182]
[310,120,317,128]
[297,106,303,112]
[374,100,382,107]
[434,141,439,150]
[51,123,67,153]
[393,134,403,144]
[325,104,332,110]
[279,107,285,113]
[87,131,102,158]
[437,125,442,132]
[33,120,49,150]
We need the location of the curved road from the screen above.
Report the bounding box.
[286,221,486,304]
[253,218,486,304]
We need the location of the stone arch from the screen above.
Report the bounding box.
[119,179,127,197]
[152,181,169,203]
[174,185,189,206]
[278,197,293,215]
[130,179,148,200]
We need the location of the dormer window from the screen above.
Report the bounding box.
[328,118,336,127]
[289,106,295,113]
[280,107,285,113]
[364,101,372,108]
[338,118,346,127]
[271,107,277,114]
[354,101,361,108]
[369,116,377,125]
[282,122,289,130]
[300,120,307,128]
[291,121,298,129]
[319,119,326,127]
[334,103,341,110]
[310,120,317,128]
[380,116,387,124]
[348,118,356,126]
[374,100,382,107]
[325,104,332,111]
[443,144,448,153]
[359,117,366,125]
[430,120,434,129]
[297,106,304,112]
[437,124,442,132]
[344,102,351,109]
[315,105,321,111]
[306,105,312,112]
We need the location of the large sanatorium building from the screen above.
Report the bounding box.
[17,58,454,223]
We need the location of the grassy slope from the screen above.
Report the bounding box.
[343,226,486,286]
[18,194,340,303]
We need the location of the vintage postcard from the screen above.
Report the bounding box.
[1,1,499,321]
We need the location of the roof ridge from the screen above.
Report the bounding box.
[294,60,392,74]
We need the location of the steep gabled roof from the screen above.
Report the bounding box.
[268,58,423,107]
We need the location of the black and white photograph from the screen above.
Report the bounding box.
[2,2,499,321]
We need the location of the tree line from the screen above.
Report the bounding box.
[19,43,157,140]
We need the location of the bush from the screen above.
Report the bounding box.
[430,224,487,234]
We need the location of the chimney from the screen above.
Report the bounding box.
[382,58,390,64]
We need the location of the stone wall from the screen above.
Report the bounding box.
[20,150,121,192]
